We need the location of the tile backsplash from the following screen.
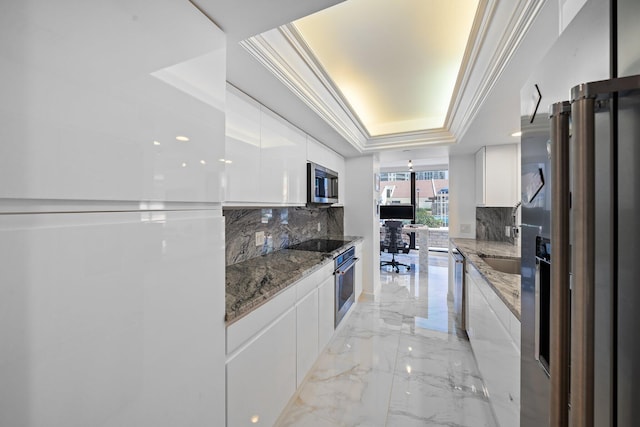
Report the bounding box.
[476,207,515,243]
[224,206,344,265]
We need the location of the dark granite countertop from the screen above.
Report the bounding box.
[450,238,521,320]
[225,236,364,324]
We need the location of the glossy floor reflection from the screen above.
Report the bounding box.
[276,252,497,426]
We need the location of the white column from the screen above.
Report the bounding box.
[344,155,380,298]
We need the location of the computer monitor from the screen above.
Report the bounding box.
[379,204,414,220]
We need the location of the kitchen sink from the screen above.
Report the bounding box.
[480,256,521,275]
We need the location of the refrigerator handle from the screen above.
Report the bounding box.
[570,91,596,427]
[568,74,640,427]
[549,101,571,427]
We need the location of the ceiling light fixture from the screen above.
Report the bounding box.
[176,135,190,142]
[511,131,522,137]
[200,160,206,165]
[153,140,161,146]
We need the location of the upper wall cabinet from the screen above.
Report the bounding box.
[307,136,345,206]
[260,109,307,205]
[0,0,226,203]
[224,89,309,206]
[225,90,261,203]
[475,144,519,207]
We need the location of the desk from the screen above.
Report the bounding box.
[380,224,429,270]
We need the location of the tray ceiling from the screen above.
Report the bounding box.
[292,0,479,137]
[224,0,547,154]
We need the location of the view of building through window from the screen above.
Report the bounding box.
[379,169,449,227]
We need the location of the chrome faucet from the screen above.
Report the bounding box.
[511,201,522,242]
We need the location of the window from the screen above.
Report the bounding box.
[380,172,410,181]
[415,170,448,180]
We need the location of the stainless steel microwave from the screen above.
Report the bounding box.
[307,162,338,205]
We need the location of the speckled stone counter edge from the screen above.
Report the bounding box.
[225,236,364,324]
[450,238,521,320]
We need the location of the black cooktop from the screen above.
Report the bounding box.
[288,239,347,253]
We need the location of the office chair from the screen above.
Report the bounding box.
[380,221,411,273]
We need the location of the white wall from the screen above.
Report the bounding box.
[448,154,476,239]
[344,155,381,297]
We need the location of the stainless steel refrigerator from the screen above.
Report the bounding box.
[520,0,640,425]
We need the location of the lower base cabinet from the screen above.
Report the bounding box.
[466,265,520,427]
[296,289,319,387]
[318,276,335,352]
[226,261,340,426]
[226,309,296,427]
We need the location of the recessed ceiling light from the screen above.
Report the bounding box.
[225,160,233,164]
[200,160,206,165]
[176,135,190,142]
[181,162,187,168]
[511,131,522,137]
[153,140,161,146]
[218,158,226,162]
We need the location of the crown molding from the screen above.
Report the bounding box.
[240,33,368,151]
[240,0,546,153]
[362,128,456,152]
[444,0,497,130]
[280,25,372,138]
[450,0,548,140]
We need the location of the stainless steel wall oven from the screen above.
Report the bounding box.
[334,246,357,327]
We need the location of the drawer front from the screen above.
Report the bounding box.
[226,285,296,355]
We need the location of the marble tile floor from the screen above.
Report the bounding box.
[276,252,497,427]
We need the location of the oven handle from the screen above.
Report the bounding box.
[334,258,359,275]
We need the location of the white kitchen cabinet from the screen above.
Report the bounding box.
[475,144,519,207]
[226,285,297,355]
[260,108,307,205]
[226,260,337,425]
[307,136,346,205]
[224,88,307,206]
[475,147,486,206]
[296,289,319,387]
[466,263,520,427]
[318,276,335,352]
[225,88,261,204]
[0,1,226,204]
[226,309,297,427]
[0,210,226,427]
